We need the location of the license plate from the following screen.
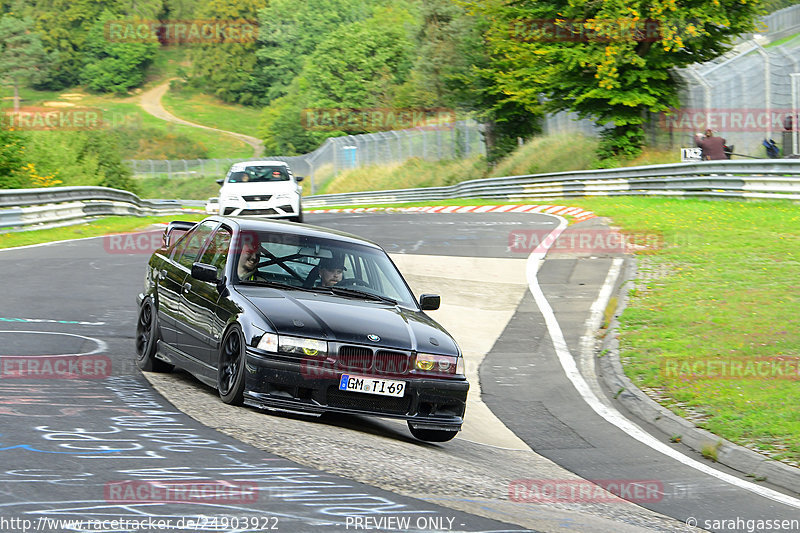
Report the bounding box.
[338,374,406,397]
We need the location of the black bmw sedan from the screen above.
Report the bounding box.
[136,216,469,442]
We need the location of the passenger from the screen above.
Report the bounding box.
[317,256,346,287]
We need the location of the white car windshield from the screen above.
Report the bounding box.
[227,165,290,183]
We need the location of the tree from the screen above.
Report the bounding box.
[0,128,27,189]
[399,0,541,162]
[463,0,764,159]
[81,10,158,95]
[0,14,49,111]
[303,7,418,111]
[187,0,268,105]
[258,77,330,155]
[254,0,376,104]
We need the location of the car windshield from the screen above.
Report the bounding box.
[231,230,417,308]
[227,165,289,183]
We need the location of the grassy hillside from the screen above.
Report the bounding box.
[311,133,682,197]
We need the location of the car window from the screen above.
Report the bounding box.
[233,231,417,308]
[198,226,232,272]
[227,165,290,183]
[174,221,217,269]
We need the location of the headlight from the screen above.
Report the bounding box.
[415,353,461,375]
[257,332,278,352]
[280,336,327,357]
[256,332,327,358]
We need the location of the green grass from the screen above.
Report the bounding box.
[2,87,253,159]
[570,196,800,465]
[317,156,488,195]
[766,31,800,49]
[161,85,263,138]
[489,133,680,178]
[136,175,222,201]
[0,214,206,250]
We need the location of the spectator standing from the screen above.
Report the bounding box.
[694,129,728,160]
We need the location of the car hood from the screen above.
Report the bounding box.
[237,287,459,356]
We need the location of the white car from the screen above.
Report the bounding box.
[204,197,219,214]
[216,160,304,222]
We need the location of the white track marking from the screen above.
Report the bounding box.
[526,214,800,510]
[0,330,108,357]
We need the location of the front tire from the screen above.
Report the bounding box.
[408,423,458,443]
[135,298,173,372]
[218,325,246,405]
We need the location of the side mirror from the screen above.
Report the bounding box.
[216,179,224,185]
[192,262,219,283]
[295,176,305,182]
[419,294,440,311]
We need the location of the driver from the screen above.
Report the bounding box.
[317,256,346,287]
[237,232,261,281]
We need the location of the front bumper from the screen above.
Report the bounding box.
[243,350,469,430]
[219,198,299,217]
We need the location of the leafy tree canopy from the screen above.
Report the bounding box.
[187,0,268,105]
[81,10,159,95]
[462,0,764,158]
[254,0,378,104]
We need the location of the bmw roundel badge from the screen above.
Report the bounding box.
[367,334,381,342]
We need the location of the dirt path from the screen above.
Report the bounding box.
[138,80,264,157]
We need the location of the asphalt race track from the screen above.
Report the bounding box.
[0,211,798,533]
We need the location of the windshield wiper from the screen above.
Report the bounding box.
[240,280,317,292]
[311,286,397,305]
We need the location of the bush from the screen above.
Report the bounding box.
[0,129,28,189]
[23,130,137,193]
[108,126,209,160]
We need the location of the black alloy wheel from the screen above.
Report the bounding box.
[218,326,246,405]
[135,298,173,372]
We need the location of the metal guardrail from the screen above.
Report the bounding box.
[1,160,799,229]
[0,186,192,229]
[303,160,800,206]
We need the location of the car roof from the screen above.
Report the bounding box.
[228,160,291,172]
[205,216,383,250]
